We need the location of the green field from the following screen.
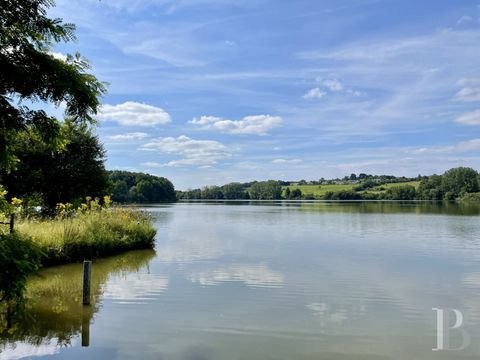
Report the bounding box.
[283,181,420,198]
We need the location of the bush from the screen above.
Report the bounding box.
[457,192,480,203]
[324,190,362,200]
[383,185,417,200]
[0,233,43,302]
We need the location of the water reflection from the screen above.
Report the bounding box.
[2,202,480,359]
[0,249,158,356]
[102,272,169,304]
[180,200,480,216]
[189,263,284,288]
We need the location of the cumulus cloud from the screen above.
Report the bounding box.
[411,139,480,154]
[98,101,171,126]
[140,135,230,166]
[106,132,149,141]
[456,110,480,125]
[272,158,303,164]
[190,114,282,135]
[303,87,326,99]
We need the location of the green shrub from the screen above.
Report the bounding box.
[0,233,43,302]
[457,192,480,203]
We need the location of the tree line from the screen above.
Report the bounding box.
[178,167,480,201]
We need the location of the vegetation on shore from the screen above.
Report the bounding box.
[16,198,156,267]
[0,194,156,303]
[177,167,480,202]
[109,171,176,203]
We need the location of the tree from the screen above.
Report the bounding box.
[417,174,443,200]
[108,171,176,203]
[441,167,479,200]
[0,121,109,209]
[383,185,416,200]
[222,182,248,199]
[417,168,479,201]
[0,0,106,170]
[201,186,224,199]
[249,181,282,200]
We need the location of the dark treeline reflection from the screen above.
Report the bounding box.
[177,200,480,216]
[0,249,155,349]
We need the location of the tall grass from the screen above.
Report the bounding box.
[15,203,156,266]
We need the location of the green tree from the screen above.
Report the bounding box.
[249,181,282,200]
[0,0,106,170]
[441,167,479,200]
[417,174,443,200]
[383,185,416,200]
[0,122,109,210]
[108,171,176,203]
[222,182,248,199]
[201,186,224,199]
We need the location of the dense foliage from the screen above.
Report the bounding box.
[0,122,108,210]
[109,171,176,203]
[417,167,479,201]
[0,0,106,170]
[178,181,283,200]
[0,233,43,302]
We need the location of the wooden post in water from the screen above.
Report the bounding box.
[82,260,92,305]
[9,213,14,234]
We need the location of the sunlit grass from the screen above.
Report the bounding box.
[15,207,156,266]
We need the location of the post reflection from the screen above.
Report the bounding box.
[0,249,157,354]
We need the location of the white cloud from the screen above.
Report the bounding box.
[455,87,480,102]
[303,87,326,99]
[455,78,480,102]
[322,79,344,92]
[272,158,303,164]
[456,110,480,125]
[190,114,282,135]
[106,132,149,141]
[98,101,171,126]
[140,135,230,166]
[411,139,480,154]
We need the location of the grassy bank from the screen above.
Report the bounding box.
[16,207,156,267]
[1,196,156,307]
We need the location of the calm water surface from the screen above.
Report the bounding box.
[2,202,480,359]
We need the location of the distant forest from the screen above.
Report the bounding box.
[177,167,480,202]
[109,171,176,203]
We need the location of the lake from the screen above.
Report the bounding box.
[2,201,480,359]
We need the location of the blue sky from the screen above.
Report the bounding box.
[48,0,480,189]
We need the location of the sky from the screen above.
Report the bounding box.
[46,0,480,189]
